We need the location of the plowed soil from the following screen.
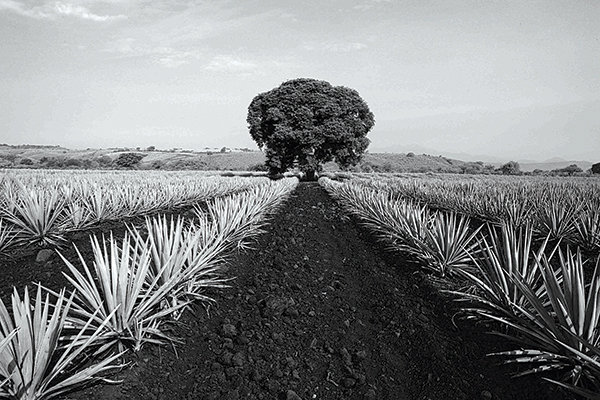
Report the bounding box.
[0,183,572,400]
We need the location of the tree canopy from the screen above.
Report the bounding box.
[247,78,374,179]
[498,161,521,175]
[553,164,583,176]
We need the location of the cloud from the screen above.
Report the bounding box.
[156,50,200,68]
[105,38,201,67]
[353,0,391,11]
[204,55,257,73]
[0,0,126,21]
[53,2,125,21]
[147,92,241,106]
[303,41,367,53]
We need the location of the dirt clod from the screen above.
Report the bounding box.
[343,377,357,388]
[339,347,352,366]
[222,323,238,338]
[35,249,54,263]
[286,389,302,400]
[481,390,493,399]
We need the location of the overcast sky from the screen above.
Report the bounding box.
[1,0,598,161]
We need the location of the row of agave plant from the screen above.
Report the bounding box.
[320,177,600,398]
[0,170,267,251]
[353,174,600,254]
[0,178,298,399]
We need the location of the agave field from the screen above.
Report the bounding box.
[0,168,599,399]
[0,170,269,249]
[321,174,600,398]
[0,168,297,399]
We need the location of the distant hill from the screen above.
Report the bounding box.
[519,160,593,173]
[358,153,484,174]
[0,145,266,171]
[369,143,507,164]
[0,145,488,174]
[0,144,593,175]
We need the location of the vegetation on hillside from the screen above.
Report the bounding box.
[0,144,596,176]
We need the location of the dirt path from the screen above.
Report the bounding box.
[57,183,567,400]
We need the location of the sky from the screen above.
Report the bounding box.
[0,0,599,162]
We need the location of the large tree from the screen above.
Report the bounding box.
[247,78,375,180]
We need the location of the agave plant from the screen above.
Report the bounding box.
[0,178,20,218]
[194,180,297,252]
[130,215,228,316]
[5,188,66,247]
[63,200,94,231]
[82,188,120,224]
[502,199,533,230]
[182,223,231,304]
[574,207,600,254]
[451,224,552,320]
[60,233,188,353]
[534,199,580,243]
[414,212,481,277]
[322,180,428,254]
[488,249,600,392]
[395,201,430,254]
[196,194,262,252]
[323,180,482,277]
[0,285,122,400]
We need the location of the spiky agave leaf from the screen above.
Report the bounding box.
[534,198,580,243]
[194,179,297,252]
[486,250,600,389]
[414,212,481,277]
[59,233,189,353]
[543,330,600,397]
[321,179,430,256]
[574,206,600,254]
[129,215,228,317]
[82,188,119,224]
[0,329,17,391]
[502,199,533,230]
[450,224,553,320]
[63,200,94,232]
[0,285,123,400]
[4,187,67,247]
[0,219,15,255]
[542,381,600,400]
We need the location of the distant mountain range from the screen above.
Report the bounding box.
[368,144,594,172]
[368,100,599,169]
[368,143,505,163]
[517,159,593,172]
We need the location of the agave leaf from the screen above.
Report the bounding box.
[543,379,600,400]
[0,285,124,400]
[60,233,185,352]
[4,187,67,247]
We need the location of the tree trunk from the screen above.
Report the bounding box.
[303,169,318,181]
